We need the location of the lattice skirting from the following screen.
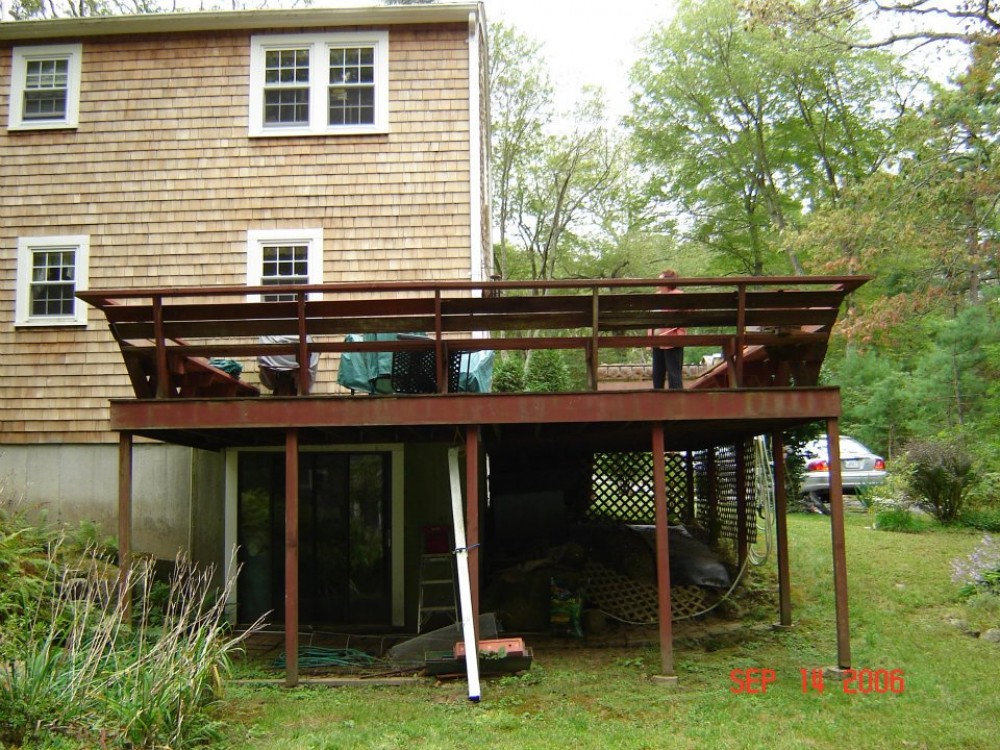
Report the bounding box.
[583,561,707,624]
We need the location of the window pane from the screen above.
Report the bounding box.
[22,58,69,121]
[329,45,376,88]
[264,89,309,125]
[264,48,309,85]
[329,86,375,126]
[261,245,309,301]
[29,248,76,317]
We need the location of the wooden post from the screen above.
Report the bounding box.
[296,292,310,395]
[465,426,481,642]
[652,423,676,680]
[589,288,599,390]
[118,432,133,619]
[284,428,300,687]
[434,290,446,393]
[734,283,746,386]
[771,431,792,627]
[827,418,852,669]
[152,296,170,398]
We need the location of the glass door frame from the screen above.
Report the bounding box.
[223,443,405,627]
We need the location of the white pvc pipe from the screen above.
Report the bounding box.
[448,447,481,702]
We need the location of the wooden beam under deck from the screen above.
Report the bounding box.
[109,388,842,439]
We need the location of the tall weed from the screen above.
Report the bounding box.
[0,512,259,749]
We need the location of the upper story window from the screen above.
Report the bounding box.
[7,44,83,131]
[247,229,324,302]
[15,235,90,327]
[249,32,389,137]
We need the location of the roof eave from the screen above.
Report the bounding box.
[0,4,482,42]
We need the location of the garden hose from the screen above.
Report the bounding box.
[272,646,378,669]
[749,435,776,567]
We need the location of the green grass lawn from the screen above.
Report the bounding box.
[220,514,1000,749]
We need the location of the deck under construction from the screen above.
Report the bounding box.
[79,275,865,686]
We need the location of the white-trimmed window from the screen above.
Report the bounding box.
[247,229,324,301]
[8,44,83,131]
[15,235,89,326]
[249,32,389,137]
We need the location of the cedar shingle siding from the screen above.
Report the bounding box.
[1,21,483,443]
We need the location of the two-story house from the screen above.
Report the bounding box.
[2,4,860,684]
[1,3,490,625]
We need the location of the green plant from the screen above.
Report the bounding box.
[874,506,927,533]
[0,511,260,749]
[523,349,570,393]
[956,508,1000,533]
[491,353,525,392]
[905,437,977,523]
[951,534,1000,598]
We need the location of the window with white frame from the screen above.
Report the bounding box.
[247,229,324,301]
[249,32,389,137]
[15,235,90,326]
[8,44,83,131]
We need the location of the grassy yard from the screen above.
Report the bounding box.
[220,514,999,750]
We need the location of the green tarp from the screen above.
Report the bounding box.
[336,333,493,394]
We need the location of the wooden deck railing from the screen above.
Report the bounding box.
[77,275,868,398]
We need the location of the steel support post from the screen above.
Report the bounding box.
[465,425,481,642]
[284,428,300,687]
[826,418,852,669]
[771,431,792,627]
[118,432,133,619]
[652,422,675,678]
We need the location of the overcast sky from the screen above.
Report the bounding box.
[482,0,676,116]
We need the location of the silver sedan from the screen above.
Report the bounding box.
[800,435,887,501]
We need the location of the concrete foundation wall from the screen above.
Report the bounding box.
[0,442,222,562]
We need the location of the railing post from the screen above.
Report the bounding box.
[296,291,310,395]
[589,287,600,391]
[735,283,747,387]
[434,290,447,393]
[152,295,170,398]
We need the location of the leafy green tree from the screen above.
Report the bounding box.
[629,0,911,275]
[489,21,554,281]
[490,22,660,285]
[743,0,1000,51]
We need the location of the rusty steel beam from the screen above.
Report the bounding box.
[652,422,675,677]
[76,274,872,303]
[118,432,133,620]
[110,388,843,433]
[772,431,792,627]
[826,418,852,670]
[465,426,481,644]
[285,428,300,687]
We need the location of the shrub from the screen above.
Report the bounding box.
[904,438,977,524]
[492,353,525,392]
[524,349,570,393]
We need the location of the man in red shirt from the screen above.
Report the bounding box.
[651,269,686,389]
